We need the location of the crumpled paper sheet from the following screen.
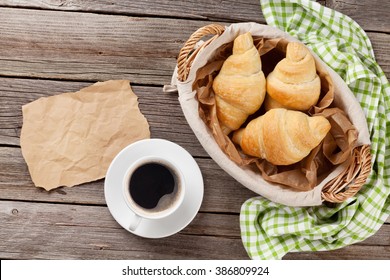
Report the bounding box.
[20,80,150,191]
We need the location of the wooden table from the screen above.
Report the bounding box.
[0,0,389,260]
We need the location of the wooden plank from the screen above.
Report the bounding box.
[0,201,248,259]
[5,1,377,34]
[326,0,390,33]
[0,200,388,259]
[0,147,255,213]
[0,0,266,23]
[367,32,390,74]
[0,8,388,86]
[0,8,206,85]
[1,1,386,33]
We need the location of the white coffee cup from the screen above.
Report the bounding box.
[122,156,185,231]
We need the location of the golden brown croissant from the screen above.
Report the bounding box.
[265,42,321,111]
[232,108,331,165]
[212,32,266,134]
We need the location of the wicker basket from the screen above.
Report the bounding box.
[173,23,371,205]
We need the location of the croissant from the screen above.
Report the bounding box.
[265,42,321,111]
[232,108,331,165]
[212,32,266,134]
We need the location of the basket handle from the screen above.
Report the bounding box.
[321,144,372,203]
[177,24,225,82]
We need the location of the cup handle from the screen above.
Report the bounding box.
[128,212,142,231]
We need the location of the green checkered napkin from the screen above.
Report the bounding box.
[240,0,390,259]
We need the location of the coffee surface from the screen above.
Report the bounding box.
[129,163,175,209]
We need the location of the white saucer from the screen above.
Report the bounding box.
[104,139,204,238]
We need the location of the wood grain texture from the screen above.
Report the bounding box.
[0,0,266,22]
[327,0,390,33]
[0,8,388,86]
[0,8,202,85]
[368,32,390,73]
[6,0,386,33]
[0,201,247,259]
[0,0,389,261]
[0,200,388,260]
[3,0,388,33]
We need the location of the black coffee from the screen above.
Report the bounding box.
[129,162,175,209]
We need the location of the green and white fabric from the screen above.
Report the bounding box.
[240,0,390,259]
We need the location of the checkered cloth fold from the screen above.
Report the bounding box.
[240,0,390,259]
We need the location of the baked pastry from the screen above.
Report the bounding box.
[232,108,331,165]
[212,32,266,134]
[265,42,321,111]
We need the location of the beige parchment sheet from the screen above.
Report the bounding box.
[20,80,150,191]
